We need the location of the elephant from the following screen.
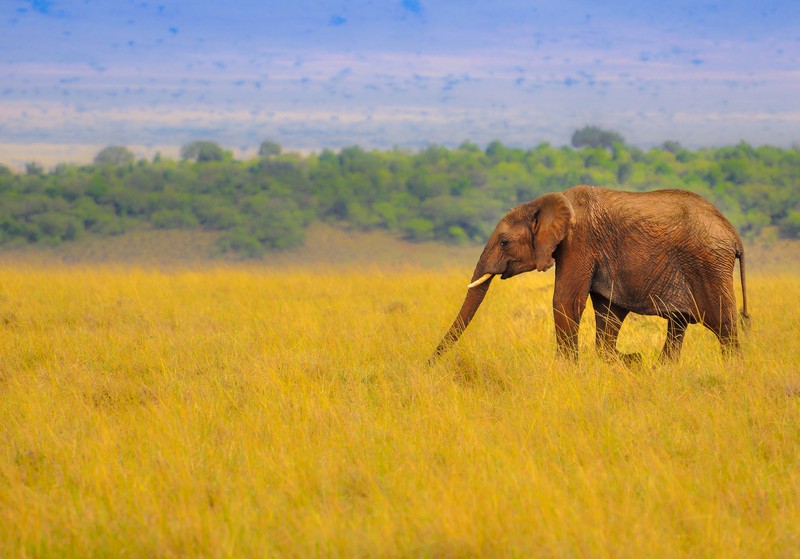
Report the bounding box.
[431,185,750,363]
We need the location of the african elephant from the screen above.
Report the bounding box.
[431,185,750,363]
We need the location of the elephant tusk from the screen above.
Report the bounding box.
[467,273,493,289]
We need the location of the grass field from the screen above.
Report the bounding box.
[1,253,799,556]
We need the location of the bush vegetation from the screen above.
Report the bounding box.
[1,134,799,257]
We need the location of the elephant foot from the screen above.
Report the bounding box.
[598,348,643,367]
[658,351,679,364]
[619,352,643,367]
[556,347,579,362]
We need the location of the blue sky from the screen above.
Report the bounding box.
[1,0,799,165]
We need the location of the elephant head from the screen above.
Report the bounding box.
[429,192,575,361]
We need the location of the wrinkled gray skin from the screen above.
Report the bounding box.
[431,185,750,363]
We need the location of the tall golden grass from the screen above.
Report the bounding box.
[1,263,798,557]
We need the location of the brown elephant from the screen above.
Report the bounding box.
[431,185,750,363]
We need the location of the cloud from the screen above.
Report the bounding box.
[31,0,52,14]
[401,0,422,15]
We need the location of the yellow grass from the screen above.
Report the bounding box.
[1,263,798,557]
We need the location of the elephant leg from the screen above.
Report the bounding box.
[699,291,741,357]
[591,292,641,365]
[660,312,690,362]
[553,307,582,360]
[552,257,594,361]
[715,312,741,357]
[553,291,589,361]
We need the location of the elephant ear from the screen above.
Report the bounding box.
[526,192,575,271]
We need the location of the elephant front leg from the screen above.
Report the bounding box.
[552,258,594,361]
[553,294,588,361]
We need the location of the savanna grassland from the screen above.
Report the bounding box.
[1,240,799,557]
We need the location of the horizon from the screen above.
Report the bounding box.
[2,0,799,168]
[5,134,800,174]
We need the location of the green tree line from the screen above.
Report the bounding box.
[1,134,799,257]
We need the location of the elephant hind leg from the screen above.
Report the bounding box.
[591,293,640,364]
[660,312,690,362]
[698,291,741,357]
[715,314,741,357]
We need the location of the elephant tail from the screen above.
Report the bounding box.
[736,247,751,332]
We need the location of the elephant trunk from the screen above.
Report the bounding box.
[428,269,494,363]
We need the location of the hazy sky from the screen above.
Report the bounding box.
[2,0,799,165]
